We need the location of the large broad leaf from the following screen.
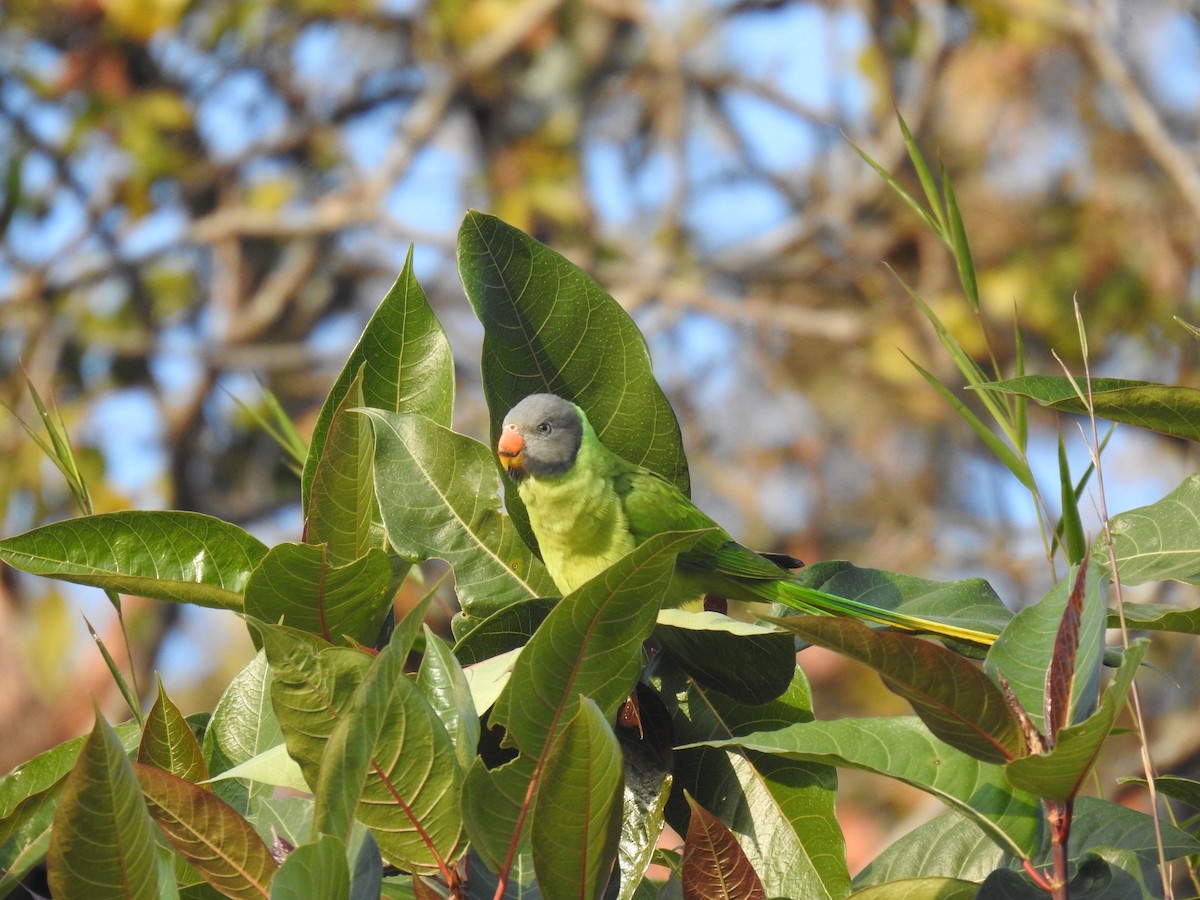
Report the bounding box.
[256,624,372,789]
[244,543,394,645]
[47,713,161,899]
[365,410,556,619]
[531,697,624,900]
[461,755,537,874]
[771,616,1024,765]
[416,627,480,771]
[1100,473,1200,585]
[696,716,1042,858]
[793,562,1014,648]
[305,368,383,566]
[313,623,465,875]
[661,661,848,900]
[203,651,284,812]
[653,610,797,704]
[302,245,454,514]
[139,679,209,784]
[135,762,277,899]
[0,511,267,610]
[613,684,674,900]
[451,597,555,664]
[457,210,689,543]
[1005,640,1149,801]
[1112,603,1200,635]
[985,563,1105,735]
[982,376,1200,442]
[270,835,351,900]
[850,879,980,899]
[853,810,1007,887]
[491,529,708,758]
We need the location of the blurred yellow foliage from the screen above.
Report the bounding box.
[98,0,191,42]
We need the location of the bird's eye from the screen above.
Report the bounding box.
[537,422,552,435]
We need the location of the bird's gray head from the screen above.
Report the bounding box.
[497,393,584,480]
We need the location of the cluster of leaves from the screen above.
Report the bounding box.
[3,200,1200,899]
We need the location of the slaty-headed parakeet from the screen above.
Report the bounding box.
[497,394,997,649]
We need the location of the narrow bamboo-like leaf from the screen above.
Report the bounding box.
[984,375,1200,442]
[898,113,948,233]
[985,563,1105,734]
[1056,432,1086,565]
[313,622,465,874]
[905,354,1034,492]
[0,511,268,610]
[244,543,394,645]
[458,210,689,551]
[139,677,209,784]
[771,616,1024,764]
[83,615,143,723]
[135,762,277,899]
[302,244,454,513]
[853,141,943,238]
[532,697,624,900]
[662,661,848,900]
[416,627,480,771]
[694,716,1042,858]
[491,529,709,758]
[1099,473,1200,584]
[1005,640,1149,801]
[1013,316,1028,451]
[48,712,161,899]
[365,410,556,618]
[227,382,308,470]
[256,623,372,789]
[305,368,382,565]
[942,171,979,309]
[681,794,767,900]
[11,377,93,514]
[203,651,283,812]
[270,835,350,900]
[653,611,796,704]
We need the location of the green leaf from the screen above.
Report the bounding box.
[365,410,556,617]
[853,810,1006,887]
[139,677,209,783]
[653,610,796,704]
[532,697,624,900]
[1110,602,1200,634]
[794,561,1015,646]
[983,375,1200,442]
[244,543,394,645]
[1057,431,1086,565]
[451,597,555,664]
[457,210,689,545]
[942,172,979,310]
[257,623,372,789]
[202,651,284,812]
[305,367,383,566]
[416,626,480,771]
[850,879,980,900]
[270,835,350,900]
[696,716,1042,858]
[0,511,268,610]
[206,744,307,793]
[48,712,161,899]
[985,563,1105,735]
[771,616,1024,764]
[135,762,277,899]
[1005,640,1149,801]
[1100,473,1200,584]
[312,623,465,874]
[302,245,454,513]
[1061,796,1199,864]
[662,661,848,900]
[680,793,767,900]
[461,755,537,874]
[491,529,709,758]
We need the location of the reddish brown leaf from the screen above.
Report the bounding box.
[1044,564,1087,748]
[681,793,766,900]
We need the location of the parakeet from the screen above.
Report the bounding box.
[497,393,998,649]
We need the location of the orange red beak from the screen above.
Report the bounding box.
[497,426,525,473]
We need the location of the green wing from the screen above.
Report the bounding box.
[614,463,998,649]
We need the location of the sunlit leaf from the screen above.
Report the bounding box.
[270,835,350,900]
[202,651,284,812]
[139,677,209,784]
[1101,473,1200,584]
[135,762,277,899]
[0,511,268,610]
[680,793,766,900]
